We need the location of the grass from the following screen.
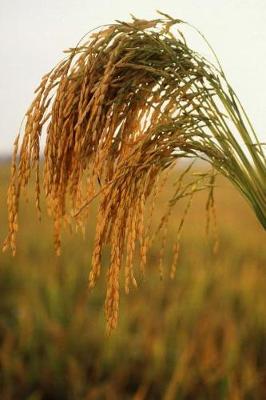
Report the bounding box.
[0,163,265,399]
[4,13,265,331]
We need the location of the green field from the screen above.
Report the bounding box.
[0,163,265,399]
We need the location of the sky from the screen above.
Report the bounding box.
[0,0,265,154]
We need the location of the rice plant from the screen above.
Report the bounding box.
[3,12,265,331]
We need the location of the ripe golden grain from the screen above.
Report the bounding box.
[3,12,265,331]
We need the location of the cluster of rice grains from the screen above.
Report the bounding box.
[4,12,265,332]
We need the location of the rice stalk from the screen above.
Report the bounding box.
[3,12,265,331]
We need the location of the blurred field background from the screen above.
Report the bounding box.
[0,162,265,400]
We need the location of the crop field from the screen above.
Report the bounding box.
[0,162,265,399]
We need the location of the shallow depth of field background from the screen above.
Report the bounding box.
[0,163,265,399]
[1,1,266,399]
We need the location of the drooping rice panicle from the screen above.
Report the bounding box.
[4,12,266,330]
